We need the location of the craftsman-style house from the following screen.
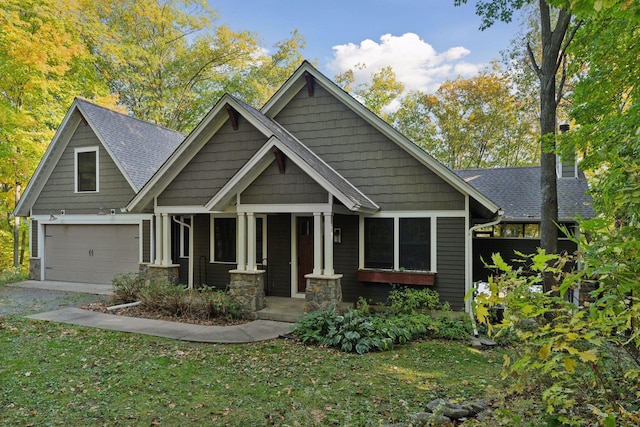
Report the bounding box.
[14,61,591,314]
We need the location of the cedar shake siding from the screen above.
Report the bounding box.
[157,119,266,207]
[274,85,465,211]
[241,161,328,205]
[266,214,291,297]
[32,124,135,215]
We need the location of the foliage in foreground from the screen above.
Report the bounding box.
[111,273,244,321]
[293,287,472,354]
[473,223,640,426]
[0,316,502,426]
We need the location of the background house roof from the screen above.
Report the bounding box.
[455,167,594,222]
[76,99,185,191]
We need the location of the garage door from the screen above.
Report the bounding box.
[44,224,140,284]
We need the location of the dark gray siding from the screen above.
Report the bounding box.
[32,123,136,215]
[158,119,266,206]
[241,161,327,204]
[274,86,465,211]
[472,238,578,282]
[31,220,38,258]
[142,220,151,263]
[435,217,466,310]
[266,214,291,297]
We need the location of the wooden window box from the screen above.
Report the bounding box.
[357,269,435,286]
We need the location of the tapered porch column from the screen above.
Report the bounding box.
[323,212,334,275]
[313,212,322,275]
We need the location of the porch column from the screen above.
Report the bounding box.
[162,213,172,266]
[313,212,322,275]
[237,212,246,271]
[246,212,256,271]
[154,213,162,265]
[323,212,334,275]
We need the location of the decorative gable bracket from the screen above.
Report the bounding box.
[273,147,286,173]
[304,71,314,97]
[226,104,239,130]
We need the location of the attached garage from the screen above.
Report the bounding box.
[44,224,140,284]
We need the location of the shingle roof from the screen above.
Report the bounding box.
[454,167,594,222]
[236,97,380,212]
[76,99,185,192]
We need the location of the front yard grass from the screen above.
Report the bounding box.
[0,316,503,426]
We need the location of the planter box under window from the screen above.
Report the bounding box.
[357,269,435,286]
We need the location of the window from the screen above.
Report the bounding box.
[210,215,266,265]
[75,147,98,192]
[179,216,190,258]
[364,218,393,269]
[213,217,236,263]
[399,218,430,270]
[364,217,432,271]
[474,223,540,238]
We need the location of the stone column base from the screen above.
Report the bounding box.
[144,264,180,285]
[229,270,266,318]
[304,274,343,313]
[29,257,41,280]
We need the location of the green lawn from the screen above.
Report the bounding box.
[0,316,504,426]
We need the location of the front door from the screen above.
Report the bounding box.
[297,216,314,293]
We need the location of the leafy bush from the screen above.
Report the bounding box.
[292,308,472,354]
[387,286,443,312]
[111,272,146,304]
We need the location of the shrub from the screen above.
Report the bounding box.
[387,286,442,312]
[138,280,243,321]
[111,272,146,304]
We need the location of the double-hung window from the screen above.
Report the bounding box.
[364,217,432,271]
[75,147,99,192]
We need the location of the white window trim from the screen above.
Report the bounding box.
[359,213,442,273]
[210,214,237,264]
[178,215,190,258]
[74,146,99,193]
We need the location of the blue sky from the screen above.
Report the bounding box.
[209,0,524,93]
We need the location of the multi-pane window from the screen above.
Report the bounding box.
[75,147,98,192]
[364,217,431,271]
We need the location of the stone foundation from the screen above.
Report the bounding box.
[229,270,266,318]
[29,257,41,280]
[143,264,180,285]
[304,274,343,313]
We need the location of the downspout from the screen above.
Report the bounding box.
[172,216,193,289]
[467,209,504,337]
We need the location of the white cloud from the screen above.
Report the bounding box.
[328,33,484,94]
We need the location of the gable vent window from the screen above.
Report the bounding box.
[75,147,99,192]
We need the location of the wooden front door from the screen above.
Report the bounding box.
[297,216,314,293]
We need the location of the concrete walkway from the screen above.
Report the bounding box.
[13,280,295,343]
